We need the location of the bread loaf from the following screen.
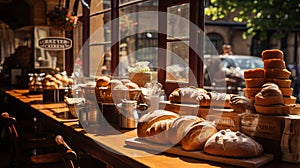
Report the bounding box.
[244,88,261,100]
[137,110,179,144]
[254,83,284,107]
[229,95,254,113]
[169,87,207,104]
[197,92,231,108]
[245,78,265,88]
[168,115,205,145]
[244,68,264,78]
[265,78,291,88]
[203,129,264,157]
[262,49,284,60]
[181,121,217,151]
[264,69,291,79]
[264,59,286,69]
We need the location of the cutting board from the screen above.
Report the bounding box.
[125,137,274,168]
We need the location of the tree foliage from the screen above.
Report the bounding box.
[205,0,300,39]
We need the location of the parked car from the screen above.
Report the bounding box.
[203,55,263,94]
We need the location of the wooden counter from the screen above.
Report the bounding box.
[4,89,300,168]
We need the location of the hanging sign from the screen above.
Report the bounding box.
[38,37,72,50]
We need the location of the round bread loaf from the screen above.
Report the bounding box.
[137,110,179,144]
[264,68,291,79]
[245,78,265,88]
[169,87,207,104]
[264,59,286,69]
[244,68,264,78]
[229,95,254,113]
[96,76,111,87]
[168,115,205,145]
[254,83,284,106]
[262,49,284,60]
[203,129,264,157]
[181,121,217,151]
[112,84,128,90]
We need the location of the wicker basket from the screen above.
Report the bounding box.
[95,87,142,104]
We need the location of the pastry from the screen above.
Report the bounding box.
[265,78,291,88]
[203,129,264,157]
[125,82,140,89]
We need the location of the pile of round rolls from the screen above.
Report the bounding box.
[137,110,264,158]
[95,76,140,90]
[244,49,297,115]
[43,74,73,89]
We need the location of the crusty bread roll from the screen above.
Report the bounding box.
[229,95,254,113]
[96,76,110,87]
[197,92,231,108]
[244,68,264,78]
[169,87,207,104]
[265,78,291,88]
[262,49,284,60]
[181,121,217,151]
[254,83,284,107]
[168,115,205,145]
[137,110,179,144]
[203,129,264,157]
[112,84,128,90]
[264,68,291,79]
[245,78,265,88]
[264,59,286,69]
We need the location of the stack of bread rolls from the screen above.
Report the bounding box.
[137,110,264,157]
[262,49,295,104]
[244,49,296,115]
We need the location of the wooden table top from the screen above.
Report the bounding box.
[4,89,299,168]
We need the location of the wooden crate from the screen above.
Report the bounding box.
[240,113,300,161]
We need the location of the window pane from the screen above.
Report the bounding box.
[90,0,111,15]
[166,41,189,82]
[89,12,111,77]
[167,3,189,39]
[119,0,158,77]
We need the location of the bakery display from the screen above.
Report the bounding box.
[42,73,73,89]
[203,129,264,158]
[96,76,110,87]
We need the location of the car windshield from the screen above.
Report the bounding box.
[232,57,263,70]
